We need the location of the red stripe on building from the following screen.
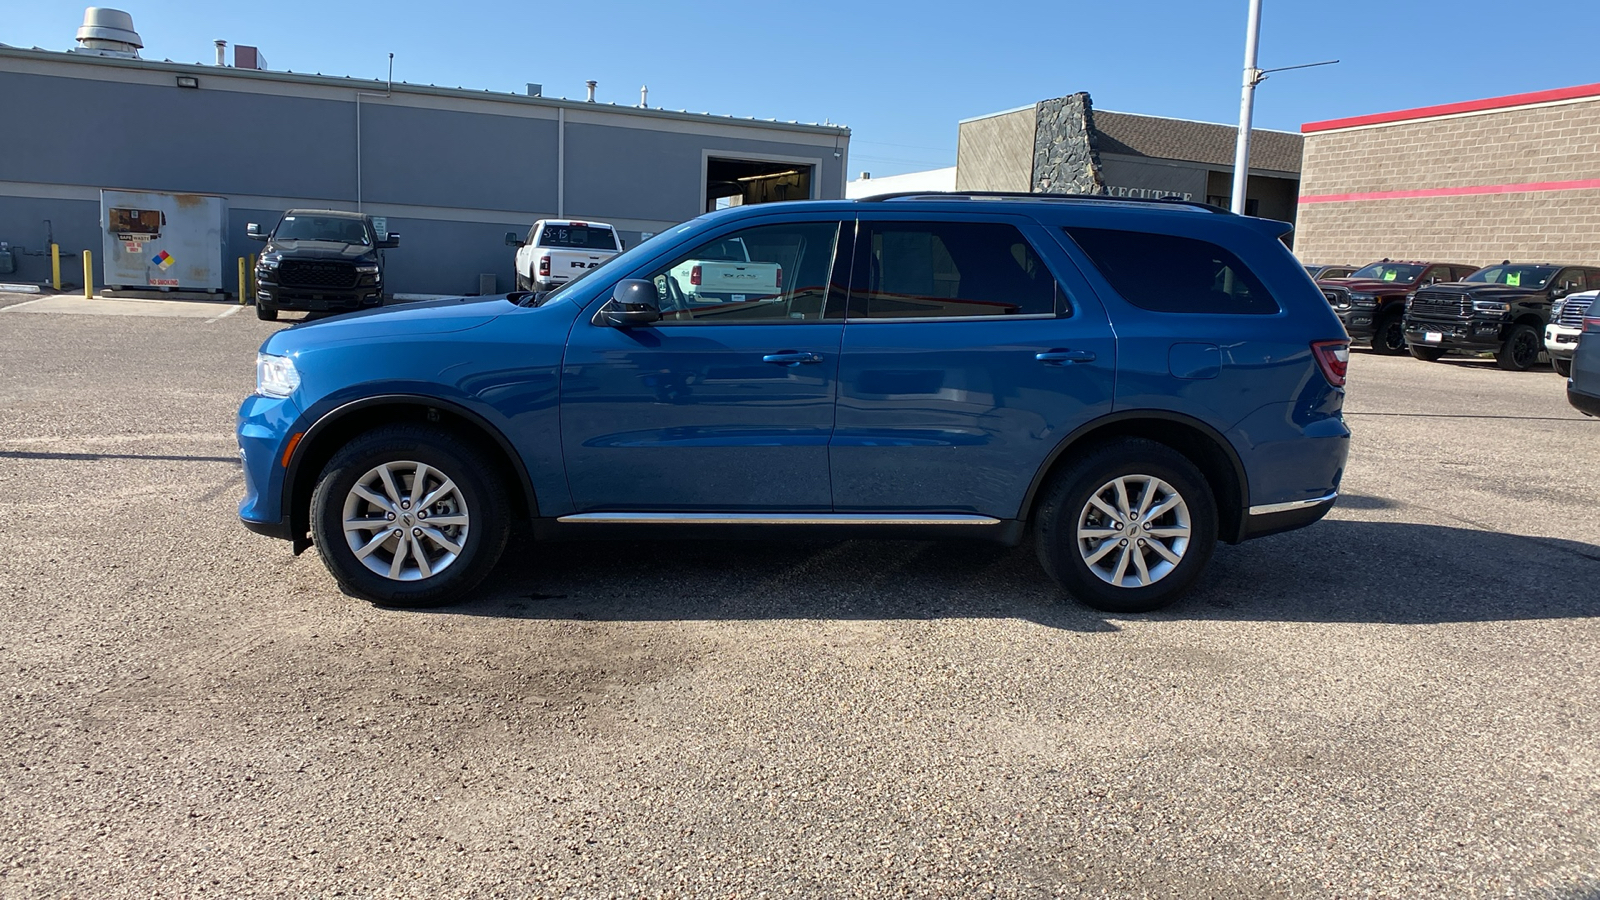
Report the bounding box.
[1299,179,1600,205]
[1302,82,1600,134]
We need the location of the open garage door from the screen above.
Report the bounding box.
[706,157,815,213]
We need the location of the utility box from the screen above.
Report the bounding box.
[100,190,228,292]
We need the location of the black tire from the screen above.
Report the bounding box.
[1035,438,1218,614]
[256,301,278,322]
[1370,313,1406,355]
[310,424,509,608]
[1496,324,1541,371]
[1553,357,1572,378]
[1408,345,1445,362]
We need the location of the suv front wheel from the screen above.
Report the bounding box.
[310,424,509,607]
[1035,438,1218,614]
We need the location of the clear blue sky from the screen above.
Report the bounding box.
[9,1,1599,177]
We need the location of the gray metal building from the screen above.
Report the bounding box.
[0,41,849,296]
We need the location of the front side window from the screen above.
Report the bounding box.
[851,221,1061,319]
[1065,227,1280,315]
[644,221,841,323]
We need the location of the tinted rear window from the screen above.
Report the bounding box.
[1065,227,1280,315]
[539,225,617,250]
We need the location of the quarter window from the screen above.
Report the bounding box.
[1064,227,1280,315]
[644,221,841,323]
[851,221,1063,319]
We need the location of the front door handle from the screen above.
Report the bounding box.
[1036,349,1097,365]
[762,351,824,367]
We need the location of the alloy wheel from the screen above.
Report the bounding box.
[1075,474,1192,589]
[341,460,471,581]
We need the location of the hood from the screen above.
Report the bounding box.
[262,295,518,354]
[265,239,376,260]
[1418,282,1542,300]
[1319,277,1417,293]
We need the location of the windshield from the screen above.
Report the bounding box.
[274,214,371,245]
[538,224,618,251]
[1350,262,1426,283]
[1463,265,1558,288]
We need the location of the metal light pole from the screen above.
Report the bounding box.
[1230,0,1338,216]
[1230,0,1264,214]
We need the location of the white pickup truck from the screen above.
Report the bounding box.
[666,236,783,306]
[506,220,622,292]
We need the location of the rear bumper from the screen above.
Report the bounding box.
[1242,493,1338,540]
[1569,385,1600,417]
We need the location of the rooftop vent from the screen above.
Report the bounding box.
[73,7,142,58]
[526,83,542,97]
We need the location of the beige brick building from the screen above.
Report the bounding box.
[1295,83,1600,267]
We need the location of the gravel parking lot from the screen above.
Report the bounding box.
[2,293,1597,898]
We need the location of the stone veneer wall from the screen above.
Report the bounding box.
[1295,97,1600,265]
[1031,93,1107,195]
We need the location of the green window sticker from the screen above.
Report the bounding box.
[1383,270,1397,281]
[1506,272,1521,286]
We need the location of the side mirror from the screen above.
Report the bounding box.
[598,279,661,327]
[1553,287,1568,299]
[246,223,267,241]
[505,231,524,248]
[378,233,400,249]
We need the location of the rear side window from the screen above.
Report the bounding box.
[1065,227,1280,315]
[851,221,1062,319]
[539,224,617,250]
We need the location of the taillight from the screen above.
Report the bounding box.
[1585,315,1600,333]
[690,265,702,286]
[1311,340,1350,387]
[537,256,550,276]
[776,265,783,289]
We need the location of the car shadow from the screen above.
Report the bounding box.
[427,517,1600,630]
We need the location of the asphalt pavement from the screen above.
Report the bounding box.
[1,294,1596,898]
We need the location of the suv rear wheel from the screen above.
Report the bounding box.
[1035,438,1218,613]
[311,424,509,607]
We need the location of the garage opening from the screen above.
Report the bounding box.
[706,157,814,213]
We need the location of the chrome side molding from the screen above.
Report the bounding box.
[1248,492,1339,516]
[555,512,1003,526]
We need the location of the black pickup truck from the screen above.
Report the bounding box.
[247,210,399,321]
[1317,260,1478,354]
[1403,262,1600,370]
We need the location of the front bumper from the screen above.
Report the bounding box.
[1404,317,1507,353]
[237,392,303,540]
[257,275,383,312]
[1545,324,1581,361]
[1335,307,1378,339]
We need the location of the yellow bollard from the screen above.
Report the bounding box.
[82,250,93,299]
[238,257,247,305]
[50,244,61,291]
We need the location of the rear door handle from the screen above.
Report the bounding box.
[762,351,824,367]
[1036,349,1097,365]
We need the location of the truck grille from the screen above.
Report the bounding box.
[1321,286,1350,310]
[1409,289,1470,319]
[279,260,358,289]
[1557,295,1595,327]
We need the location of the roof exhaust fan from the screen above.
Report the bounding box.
[73,7,143,58]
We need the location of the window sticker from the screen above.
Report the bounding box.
[1506,272,1521,286]
[1383,270,1397,281]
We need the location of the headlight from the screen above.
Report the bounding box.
[1473,300,1510,314]
[257,254,281,271]
[1350,293,1377,308]
[256,353,300,398]
[355,264,379,274]
[1552,299,1566,318]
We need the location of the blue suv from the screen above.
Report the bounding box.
[238,194,1350,613]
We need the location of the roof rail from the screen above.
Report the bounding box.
[855,190,1231,214]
